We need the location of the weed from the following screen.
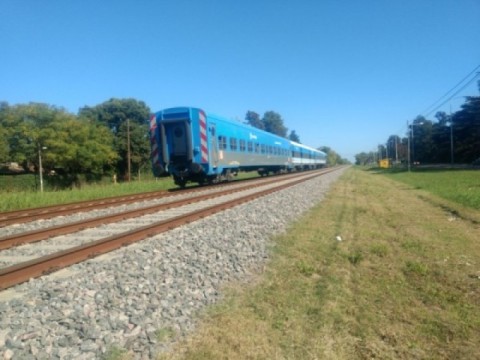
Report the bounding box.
[403,260,429,276]
[369,243,388,257]
[296,260,315,276]
[401,240,425,254]
[347,250,363,265]
[156,327,176,341]
[102,346,129,360]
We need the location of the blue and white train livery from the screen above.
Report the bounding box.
[149,107,326,187]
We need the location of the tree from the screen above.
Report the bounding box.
[79,98,150,134]
[45,116,118,186]
[288,130,300,143]
[262,111,288,137]
[116,119,151,179]
[79,98,151,179]
[245,111,264,130]
[0,102,11,163]
[355,152,373,166]
[452,95,480,163]
[409,116,434,164]
[319,146,350,166]
[0,102,118,187]
[0,102,61,170]
[245,109,289,138]
[386,135,402,163]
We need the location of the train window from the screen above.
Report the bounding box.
[247,141,253,152]
[261,144,266,154]
[230,137,237,151]
[255,143,260,153]
[218,136,227,150]
[239,139,246,152]
[174,127,183,138]
[268,145,272,154]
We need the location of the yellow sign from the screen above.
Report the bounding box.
[379,159,389,168]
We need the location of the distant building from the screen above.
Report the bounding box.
[0,162,25,174]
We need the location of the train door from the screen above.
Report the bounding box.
[172,123,187,158]
[209,123,219,168]
[164,121,192,166]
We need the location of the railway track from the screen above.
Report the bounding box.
[0,172,296,228]
[0,169,336,291]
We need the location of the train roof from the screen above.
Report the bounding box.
[156,107,325,154]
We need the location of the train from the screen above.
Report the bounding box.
[149,107,326,187]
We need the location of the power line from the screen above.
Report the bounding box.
[420,64,480,117]
[424,71,479,118]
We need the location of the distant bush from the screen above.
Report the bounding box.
[0,174,38,192]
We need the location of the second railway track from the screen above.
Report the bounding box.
[0,169,337,290]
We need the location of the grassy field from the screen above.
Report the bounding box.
[0,176,175,212]
[382,169,480,210]
[0,171,263,212]
[155,167,480,360]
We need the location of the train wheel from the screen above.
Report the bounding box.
[225,170,234,182]
[174,176,187,188]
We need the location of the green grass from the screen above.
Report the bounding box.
[381,169,480,210]
[0,176,175,212]
[0,171,261,212]
[157,167,480,359]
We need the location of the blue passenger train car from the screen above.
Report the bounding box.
[291,141,327,170]
[149,107,325,187]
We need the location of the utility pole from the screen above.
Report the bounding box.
[450,123,454,166]
[127,119,131,182]
[38,144,44,192]
[449,104,454,166]
[395,136,398,164]
[407,121,411,172]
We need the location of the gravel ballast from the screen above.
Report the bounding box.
[0,169,346,359]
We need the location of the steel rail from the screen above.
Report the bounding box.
[0,190,169,227]
[0,170,328,290]
[0,170,311,227]
[0,172,317,250]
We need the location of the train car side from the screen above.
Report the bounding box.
[211,113,291,177]
[290,141,327,170]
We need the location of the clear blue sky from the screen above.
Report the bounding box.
[2,0,479,161]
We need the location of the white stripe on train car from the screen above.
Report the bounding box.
[149,114,159,165]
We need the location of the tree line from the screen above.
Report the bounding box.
[355,89,480,166]
[0,99,150,188]
[0,100,347,189]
